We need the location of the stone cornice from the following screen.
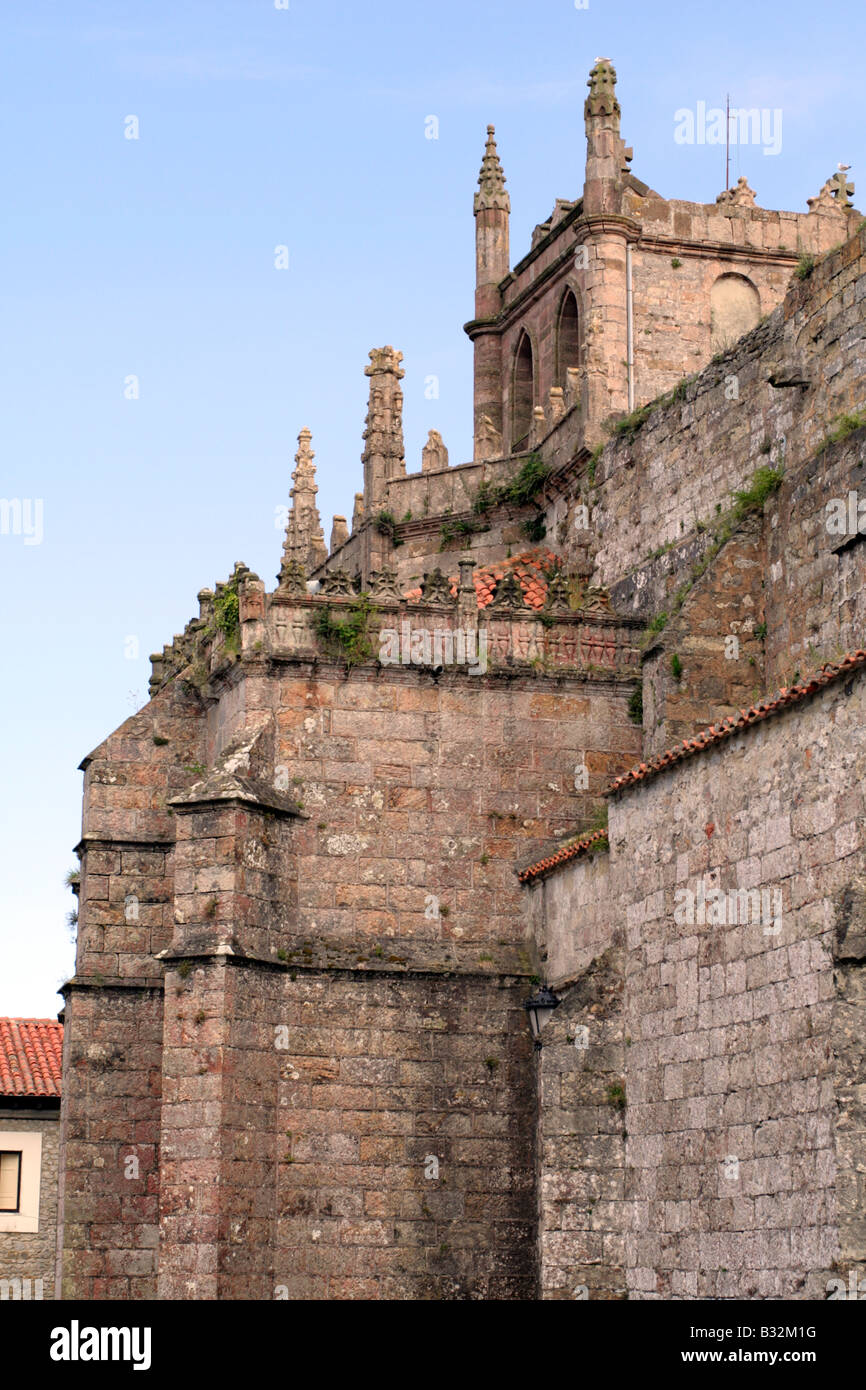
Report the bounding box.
[74,835,174,855]
[168,772,304,817]
[59,976,164,996]
[155,944,533,983]
[636,232,801,264]
[574,212,640,241]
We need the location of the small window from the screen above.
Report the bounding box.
[0,1133,42,1233]
[0,1151,22,1213]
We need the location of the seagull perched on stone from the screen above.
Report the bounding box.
[838,163,851,172]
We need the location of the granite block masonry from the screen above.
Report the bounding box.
[58,59,865,1299]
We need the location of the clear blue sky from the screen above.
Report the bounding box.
[1,0,862,1016]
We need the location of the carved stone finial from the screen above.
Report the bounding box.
[277,558,307,596]
[582,585,613,614]
[584,57,620,121]
[490,571,525,609]
[280,428,328,579]
[716,175,757,207]
[565,367,581,412]
[545,573,571,613]
[547,387,566,428]
[421,568,455,605]
[330,515,349,552]
[148,654,165,697]
[474,124,511,215]
[368,569,403,601]
[530,406,547,448]
[475,414,503,463]
[807,170,855,212]
[422,429,449,473]
[320,569,356,598]
[293,429,315,481]
[351,493,364,533]
[365,346,404,381]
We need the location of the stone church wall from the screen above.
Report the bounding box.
[533,664,866,1297]
[548,227,866,631]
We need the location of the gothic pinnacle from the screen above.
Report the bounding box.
[474,124,510,214]
[291,426,317,492]
[280,427,327,579]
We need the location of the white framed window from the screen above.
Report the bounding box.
[0,1133,42,1233]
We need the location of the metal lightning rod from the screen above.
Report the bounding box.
[725,93,730,192]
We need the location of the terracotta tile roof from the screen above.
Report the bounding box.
[0,1019,63,1098]
[609,650,866,794]
[518,828,609,884]
[404,550,562,609]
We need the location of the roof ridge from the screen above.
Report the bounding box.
[0,1016,62,1023]
[609,648,866,795]
[518,826,609,884]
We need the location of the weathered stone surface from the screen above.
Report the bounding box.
[57,61,865,1305]
[280,429,328,577]
[534,670,866,1299]
[421,430,449,473]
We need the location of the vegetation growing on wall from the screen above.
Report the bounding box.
[374,510,404,546]
[212,575,241,653]
[823,410,866,447]
[472,453,552,515]
[439,516,489,550]
[642,465,784,645]
[314,594,378,669]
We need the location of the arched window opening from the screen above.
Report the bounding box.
[556,289,581,389]
[512,333,534,452]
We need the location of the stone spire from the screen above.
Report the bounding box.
[583,57,632,214]
[361,347,405,515]
[474,125,510,295]
[279,427,327,579]
[474,125,510,215]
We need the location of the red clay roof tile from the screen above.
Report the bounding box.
[0,1018,63,1098]
[403,550,563,610]
[517,828,609,884]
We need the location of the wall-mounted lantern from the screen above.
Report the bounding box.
[524,984,559,1049]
